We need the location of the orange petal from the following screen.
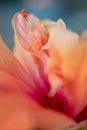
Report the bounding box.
[32,108,77,130]
[0,70,76,130]
[0,70,49,106]
[0,90,76,130]
[0,90,41,130]
[46,19,87,116]
[0,36,37,89]
[0,70,34,95]
[47,19,79,59]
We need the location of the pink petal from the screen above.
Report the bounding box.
[0,71,33,95]
[0,36,50,108]
[14,39,50,94]
[12,11,50,98]
[0,36,38,89]
[0,70,50,107]
[12,11,48,51]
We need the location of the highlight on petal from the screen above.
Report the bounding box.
[0,36,38,89]
[46,19,87,117]
[13,37,48,88]
[45,18,66,29]
[47,19,79,59]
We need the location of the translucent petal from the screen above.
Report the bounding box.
[0,36,37,89]
[12,12,48,51]
[47,20,87,116]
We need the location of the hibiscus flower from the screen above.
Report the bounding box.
[0,9,87,130]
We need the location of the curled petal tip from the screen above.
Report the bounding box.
[12,11,48,51]
[57,18,66,28]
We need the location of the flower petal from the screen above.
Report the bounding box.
[12,11,48,51]
[12,11,50,98]
[0,70,33,95]
[13,39,48,92]
[0,90,41,130]
[0,70,50,107]
[46,19,87,117]
[0,70,76,129]
[0,36,37,89]
[32,108,77,130]
[0,91,76,130]
[75,105,87,122]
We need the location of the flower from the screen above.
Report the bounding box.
[0,9,87,129]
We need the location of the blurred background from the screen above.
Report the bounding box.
[0,0,87,49]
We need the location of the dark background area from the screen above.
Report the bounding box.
[0,0,87,49]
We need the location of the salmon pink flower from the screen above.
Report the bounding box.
[0,9,87,129]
